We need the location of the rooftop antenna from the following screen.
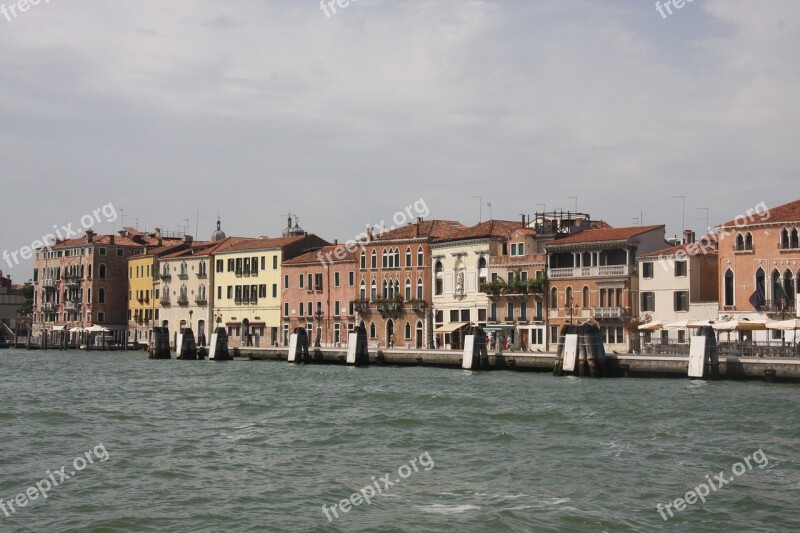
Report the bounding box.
[673,195,686,235]
[195,210,200,240]
[181,218,190,236]
[567,196,578,212]
[485,202,492,220]
[120,208,125,229]
[696,207,709,234]
[472,195,483,222]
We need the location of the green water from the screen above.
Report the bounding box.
[0,349,798,532]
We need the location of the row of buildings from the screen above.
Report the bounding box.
[29,198,800,351]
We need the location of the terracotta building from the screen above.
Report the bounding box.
[716,198,799,338]
[32,227,184,343]
[355,219,465,348]
[281,244,357,347]
[546,224,667,351]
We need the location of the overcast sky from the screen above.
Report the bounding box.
[1,0,798,279]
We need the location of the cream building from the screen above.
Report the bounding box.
[430,220,522,349]
[212,227,327,348]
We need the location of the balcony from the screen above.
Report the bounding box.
[160,273,172,281]
[353,299,370,314]
[65,301,81,312]
[762,300,796,316]
[235,296,243,305]
[178,272,189,280]
[196,271,207,279]
[548,265,633,279]
[250,296,258,305]
[42,302,55,311]
[195,297,208,306]
[593,307,625,319]
[66,278,80,288]
[177,296,189,306]
[42,279,56,289]
[160,297,171,306]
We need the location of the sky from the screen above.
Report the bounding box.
[1,0,798,280]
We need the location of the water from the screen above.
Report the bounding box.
[1,349,798,532]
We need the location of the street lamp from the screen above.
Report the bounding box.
[314,306,324,347]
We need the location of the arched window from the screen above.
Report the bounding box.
[382,249,388,268]
[417,246,424,267]
[565,286,573,306]
[582,286,590,308]
[371,250,377,269]
[781,228,791,249]
[417,278,423,299]
[99,264,106,279]
[394,279,400,297]
[783,269,795,305]
[382,279,388,298]
[360,252,366,269]
[755,267,765,294]
[406,247,412,267]
[434,261,443,296]
[370,279,377,300]
[394,248,400,267]
[745,232,753,250]
[369,322,376,338]
[98,288,105,304]
[478,257,487,286]
[360,280,366,299]
[405,322,411,339]
[724,269,734,306]
[405,278,412,300]
[550,287,558,309]
[772,269,782,303]
[735,233,745,251]
[792,228,799,249]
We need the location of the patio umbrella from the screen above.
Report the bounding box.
[638,321,666,331]
[68,327,85,333]
[766,318,800,331]
[663,320,690,330]
[712,318,767,331]
[86,325,110,332]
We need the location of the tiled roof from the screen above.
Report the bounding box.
[435,220,523,242]
[640,243,718,258]
[373,220,466,241]
[283,245,357,265]
[548,225,664,246]
[218,235,315,253]
[49,234,183,249]
[718,198,800,228]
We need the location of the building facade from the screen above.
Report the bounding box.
[429,220,523,349]
[212,230,327,348]
[356,219,465,348]
[281,244,357,347]
[546,225,667,351]
[716,198,800,341]
[32,228,182,343]
[637,235,719,345]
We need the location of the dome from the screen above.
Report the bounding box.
[211,218,226,242]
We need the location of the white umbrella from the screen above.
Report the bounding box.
[86,325,110,332]
[766,319,800,331]
[664,320,690,330]
[712,318,767,331]
[68,327,85,333]
[638,320,666,331]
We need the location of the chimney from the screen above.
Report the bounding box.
[109,234,115,245]
[521,214,526,226]
[334,239,338,245]
[683,229,695,244]
[154,227,162,240]
[366,226,374,241]
[86,229,95,243]
[184,235,193,244]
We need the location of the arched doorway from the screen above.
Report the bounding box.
[416,321,423,348]
[242,318,251,346]
[386,319,394,347]
[198,319,206,347]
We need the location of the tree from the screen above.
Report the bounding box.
[16,280,33,317]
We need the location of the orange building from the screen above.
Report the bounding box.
[281,244,357,347]
[546,225,667,350]
[716,198,799,329]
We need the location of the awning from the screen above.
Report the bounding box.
[434,322,469,334]
[51,326,66,331]
[483,324,514,332]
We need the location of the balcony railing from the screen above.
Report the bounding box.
[195,297,208,306]
[66,279,80,288]
[762,300,796,316]
[548,265,633,279]
[42,302,55,311]
[42,279,56,289]
[160,273,172,281]
[177,296,189,306]
[250,296,258,305]
[593,307,625,318]
[178,272,189,280]
[65,301,81,312]
[196,271,207,279]
[160,297,171,306]
[235,296,243,304]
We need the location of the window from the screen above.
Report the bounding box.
[272,284,277,298]
[490,303,497,321]
[299,302,304,316]
[507,302,514,320]
[99,247,106,256]
[98,264,106,279]
[98,288,105,304]
[117,249,123,256]
[360,280,366,299]
[315,273,323,291]
[406,248,412,267]
[335,300,340,316]
[674,261,687,277]
[227,259,234,272]
[360,252,366,269]
[460,310,470,322]
[405,279,412,300]
[218,286,222,299]
[520,302,527,320]
[307,274,313,290]
[550,287,558,309]
[299,275,304,289]
[674,291,689,312]
[434,261,443,296]
[417,247,424,267]
[510,243,517,256]
[641,292,655,312]
[371,280,377,300]
[227,286,233,299]
[284,303,289,317]
[349,271,354,286]
[284,275,289,289]
[450,310,459,322]
[642,262,653,278]
[405,322,411,339]
[371,250,377,269]
[678,330,686,343]
[724,270,734,306]
[417,278,423,299]
[582,286,590,308]
[334,272,340,287]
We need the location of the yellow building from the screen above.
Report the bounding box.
[127,242,190,346]
[213,233,327,347]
